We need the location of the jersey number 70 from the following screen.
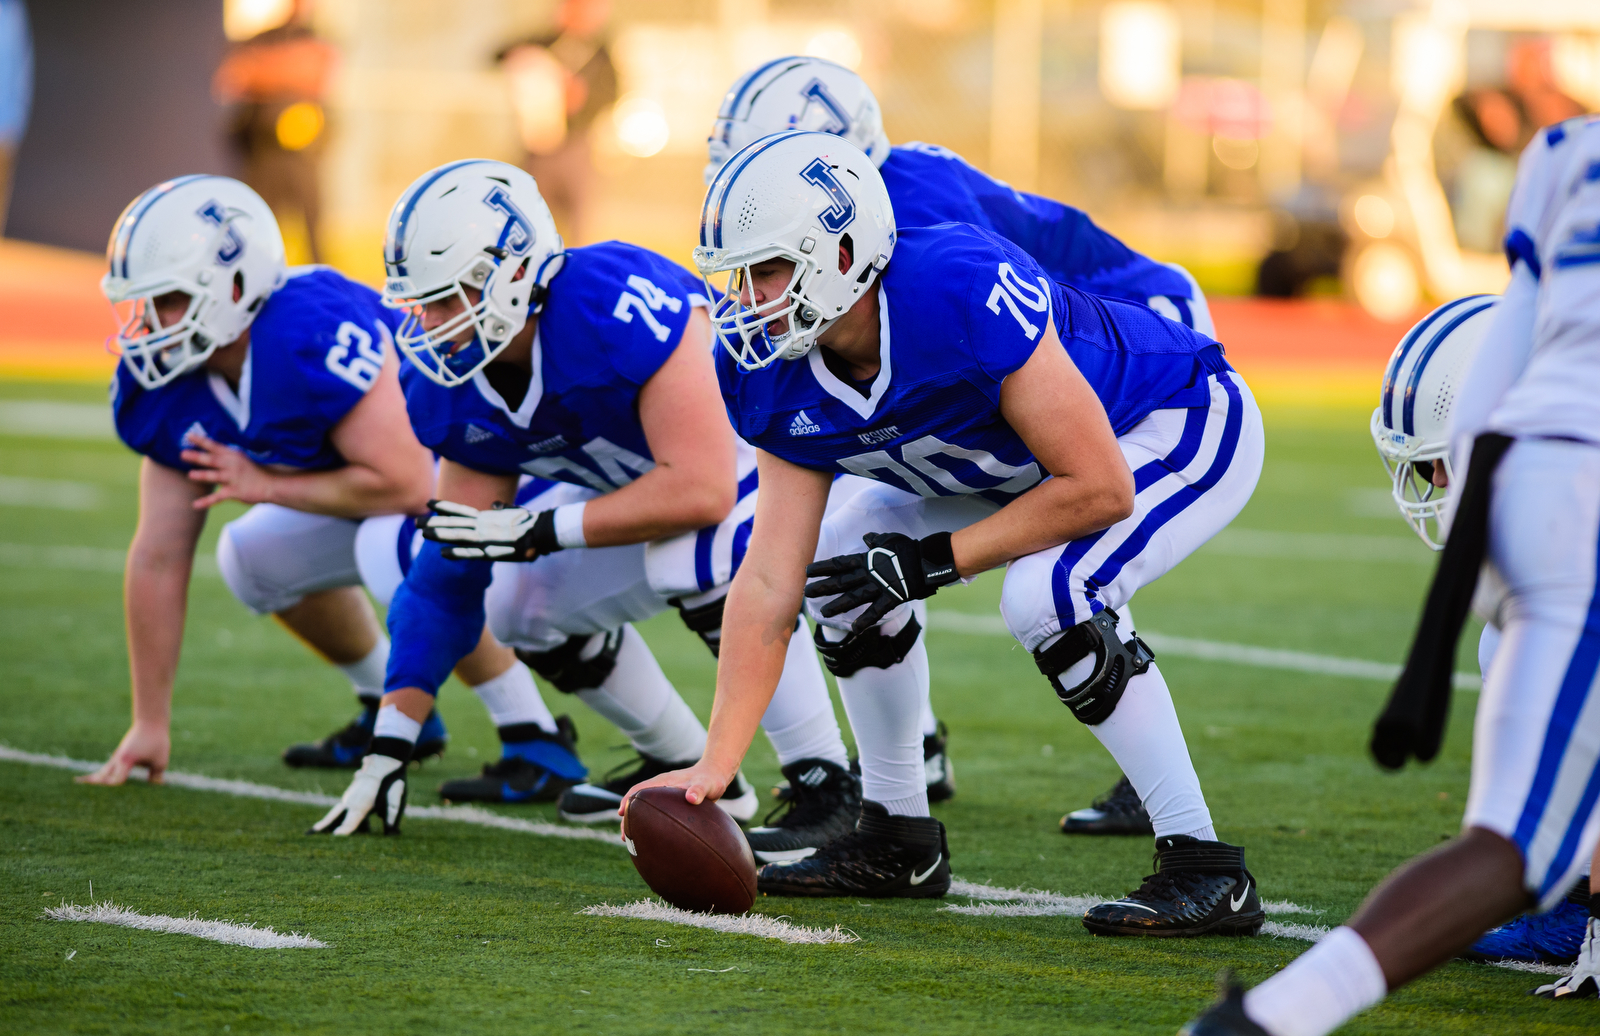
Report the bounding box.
[986,263,1051,341]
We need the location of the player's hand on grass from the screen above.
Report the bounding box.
[416,499,559,561]
[308,754,407,836]
[77,721,169,786]
[620,762,731,818]
[805,531,960,632]
[181,432,275,509]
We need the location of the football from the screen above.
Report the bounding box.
[622,787,758,914]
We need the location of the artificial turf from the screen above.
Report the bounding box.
[1,378,1591,1035]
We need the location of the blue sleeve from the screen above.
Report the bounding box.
[599,248,700,386]
[962,239,1054,390]
[384,540,493,696]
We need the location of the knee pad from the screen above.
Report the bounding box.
[1033,609,1154,725]
[215,521,280,614]
[516,629,624,694]
[813,616,922,678]
[672,595,725,658]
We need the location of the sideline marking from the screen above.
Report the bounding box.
[581,900,859,944]
[925,611,1482,691]
[45,900,326,949]
[0,745,622,845]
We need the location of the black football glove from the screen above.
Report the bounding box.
[804,532,960,632]
[416,499,561,561]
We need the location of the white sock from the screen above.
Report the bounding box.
[373,703,422,743]
[826,612,928,816]
[471,662,556,733]
[572,625,707,763]
[1244,926,1387,1036]
[1085,662,1213,837]
[337,637,390,699]
[1185,824,1219,842]
[759,618,850,768]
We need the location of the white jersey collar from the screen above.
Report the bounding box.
[806,286,892,421]
[207,342,252,430]
[470,327,545,429]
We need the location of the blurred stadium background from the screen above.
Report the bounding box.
[0,0,1597,392]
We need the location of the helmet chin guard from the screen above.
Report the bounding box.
[695,131,894,371]
[100,176,286,389]
[1370,294,1499,550]
[381,160,564,388]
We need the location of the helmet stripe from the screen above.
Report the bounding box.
[1381,294,1489,430]
[708,130,810,248]
[387,159,488,275]
[1400,298,1495,436]
[718,56,805,121]
[111,174,213,278]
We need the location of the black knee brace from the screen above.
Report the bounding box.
[1033,609,1154,725]
[515,629,624,693]
[813,616,922,678]
[671,594,725,658]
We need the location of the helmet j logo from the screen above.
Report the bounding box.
[795,78,851,136]
[483,185,535,256]
[799,158,856,234]
[196,200,246,265]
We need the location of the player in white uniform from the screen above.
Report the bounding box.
[1185,115,1600,1032]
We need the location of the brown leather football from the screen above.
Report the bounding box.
[622,786,757,914]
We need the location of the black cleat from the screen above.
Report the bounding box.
[558,753,758,824]
[756,800,950,898]
[744,758,861,863]
[1061,773,1154,835]
[283,704,448,769]
[1084,835,1264,937]
[1179,973,1270,1035]
[925,720,956,803]
[438,717,586,804]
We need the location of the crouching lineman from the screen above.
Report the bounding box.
[628,132,1266,924]
[705,55,1218,832]
[311,161,859,859]
[1182,116,1600,1033]
[79,175,461,786]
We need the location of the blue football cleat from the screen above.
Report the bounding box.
[284,702,449,769]
[1463,892,1589,964]
[437,716,585,804]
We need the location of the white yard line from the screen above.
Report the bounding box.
[0,542,220,578]
[0,476,102,510]
[925,611,1482,691]
[0,745,621,845]
[45,900,326,948]
[581,900,859,944]
[0,401,117,440]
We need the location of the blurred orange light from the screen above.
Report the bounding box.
[275,101,324,151]
[1353,195,1395,239]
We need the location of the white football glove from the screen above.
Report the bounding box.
[416,499,558,561]
[1534,917,1600,999]
[308,754,408,836]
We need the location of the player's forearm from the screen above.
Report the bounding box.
[577,466,735,547]
[122,550,193,729]
[703,568,798,778]
[254,463,430,519]
[952,472,1133,576]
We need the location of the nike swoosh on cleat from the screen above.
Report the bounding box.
[909,854,943,885]
[1231,880,1251,912]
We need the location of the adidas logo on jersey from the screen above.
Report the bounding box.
[464,424,496,445]
[181,421,208,448]
[789,410,822,436]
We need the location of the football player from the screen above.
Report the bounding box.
[1183,115,1600,1033]
[704,55,1217,833]
[310,161,859,857]
[627,132,1266,923]
[78,174,522,786]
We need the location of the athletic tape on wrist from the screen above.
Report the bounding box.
[554,502,587,550]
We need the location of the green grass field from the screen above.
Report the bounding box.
[1,378,1590,1035]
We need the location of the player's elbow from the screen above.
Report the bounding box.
[683,481,737,529]
[1086,467,1135,530]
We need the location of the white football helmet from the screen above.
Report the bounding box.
[695,131,895,371]
[1371,294,1498,550]
[381,159,564,388]
[101,175,286,389]
[705,56,891,184]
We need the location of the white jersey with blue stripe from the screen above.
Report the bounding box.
[110,266,398,472]
[880,144,1193,306]
[1489,116,1600,442]
[401,241,707,491]
[718,223,1229,507]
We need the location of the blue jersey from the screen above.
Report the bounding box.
[881,144,1191,304]
[111,266,399,472]
[401,241,705,492]
[717,224,1228,506]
